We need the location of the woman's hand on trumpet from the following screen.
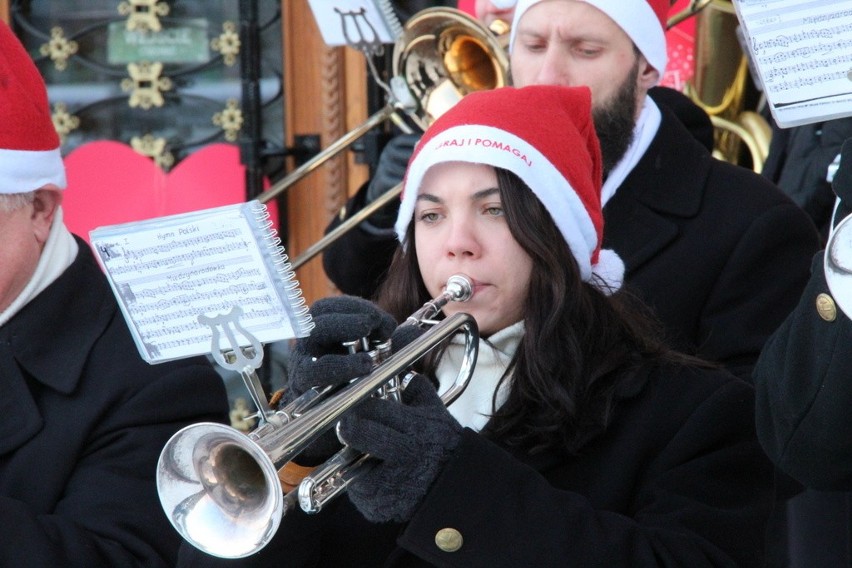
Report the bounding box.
[338,373,462,524]
[282,295,398,464]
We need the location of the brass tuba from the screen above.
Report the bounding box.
[156,275,479,559]
[678,0,771,172]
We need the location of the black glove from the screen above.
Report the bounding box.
[339,374,462,523]
[364,133,420,229]
[831,138,852,227]
[282,296,398,464]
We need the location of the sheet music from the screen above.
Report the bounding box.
[734,0,852,127]
[90,202,311,364]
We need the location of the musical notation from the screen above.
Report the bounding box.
[758,41,852,67]
[90,201,312,364]
[734,0,852,127]
[750,25,851,54]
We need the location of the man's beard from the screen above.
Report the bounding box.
[592,61,640,177]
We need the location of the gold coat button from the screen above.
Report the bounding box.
[435,527,463,552]
[816,293,837,322]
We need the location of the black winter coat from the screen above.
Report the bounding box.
[179,362,776,567]
[755,252,852,490]
[601,106,819,379]
[754,252,852,567]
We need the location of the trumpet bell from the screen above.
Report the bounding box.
[394,8,510,130]
[157,422,283,559]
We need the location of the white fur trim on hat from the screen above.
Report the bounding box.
[396,124,599,282]
[510,0,668,78]
[0,148,67,193]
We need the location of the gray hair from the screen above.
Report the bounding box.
[0,192,36,213]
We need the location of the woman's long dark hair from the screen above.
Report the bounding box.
[378,168,696,455]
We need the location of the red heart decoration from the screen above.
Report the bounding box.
[62,141,278,242]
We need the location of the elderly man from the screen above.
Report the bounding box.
[0,20,228,566]
[322,0,819,381]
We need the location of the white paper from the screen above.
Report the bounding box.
[734,0,852,127]
[90,202,311,364]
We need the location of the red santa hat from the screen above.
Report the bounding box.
[395,85,624,293]
[509,0,669,77]
[0,20,66,193]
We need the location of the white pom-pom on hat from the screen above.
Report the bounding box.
[592,249,626,295]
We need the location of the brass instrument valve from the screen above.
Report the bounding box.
[343,337,400,401]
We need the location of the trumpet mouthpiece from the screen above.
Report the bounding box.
[445,274,473,302]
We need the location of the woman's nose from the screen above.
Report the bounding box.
[445,219,481,259]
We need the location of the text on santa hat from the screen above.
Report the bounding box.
[434,137,532,167]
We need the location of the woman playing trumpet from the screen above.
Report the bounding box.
[180,85,777,566]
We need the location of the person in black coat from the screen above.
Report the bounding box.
[321,0,819,382]
[179,84,776,567]
[0,21,229,566]
[755,139,852,567]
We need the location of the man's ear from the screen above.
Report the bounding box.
[636,57,660,93]
[31,188,63,246]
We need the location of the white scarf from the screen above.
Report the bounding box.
[436,321,524,431]
[601,96,662,206]
[0,207,78,327]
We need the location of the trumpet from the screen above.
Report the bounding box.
[156,275,479,558]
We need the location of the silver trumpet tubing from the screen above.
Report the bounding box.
[156,275,479,559]
[825,213,852,318]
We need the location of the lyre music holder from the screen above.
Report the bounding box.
[334,5,416,134]
[198,305,274,423]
